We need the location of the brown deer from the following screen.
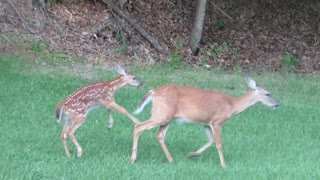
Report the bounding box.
[130,77,278,168]
[56,65,141,158]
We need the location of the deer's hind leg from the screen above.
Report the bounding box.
[68,116,86,158]
[187,125,215,157]
[61,123,71,157]
[62,113,87,158]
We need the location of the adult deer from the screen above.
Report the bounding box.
[56,65,141,158]
[131,77,277,168]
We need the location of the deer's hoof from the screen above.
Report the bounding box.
[187,152,200,157]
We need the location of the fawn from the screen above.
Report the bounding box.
[56,65,141,157]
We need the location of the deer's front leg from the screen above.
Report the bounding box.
[213,125,226,168]
[156,123,173,163]
[108,109,114,130]
[108,101,141,124]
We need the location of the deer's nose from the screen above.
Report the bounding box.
[272,104,278,109]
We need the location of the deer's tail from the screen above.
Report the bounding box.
[133,91,153,115]
[56,102,65,123]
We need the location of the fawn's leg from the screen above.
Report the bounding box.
[108,101,141,124]
[61,123,71,157]
[108,109,114,130]
[67,116,86,158]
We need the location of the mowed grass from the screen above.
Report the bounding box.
[0,56,319,179]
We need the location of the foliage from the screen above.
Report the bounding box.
[211,42,238,56]
[166,52,184,69]
[31,40,47,55]
[216,19,225,30]
[165,39,185,69]
[197,41,239,69]
[116,42,129,55]
[30,40,76,64]
[281,54,301,72]
[115,34,129,55]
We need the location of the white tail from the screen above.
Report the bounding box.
[131,77,278,168]
[133,91,153,114]
[56,65,141,158]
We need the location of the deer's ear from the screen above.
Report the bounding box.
[114,64,127,76]
[245,77,258,90]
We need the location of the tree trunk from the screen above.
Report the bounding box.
[190,0,207,56]
[32,0,48,10]
[7,0,48,10]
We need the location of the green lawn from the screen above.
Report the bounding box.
[1,56,319,179]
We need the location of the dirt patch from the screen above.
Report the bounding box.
[1,0,319,73]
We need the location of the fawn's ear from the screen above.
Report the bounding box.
[114,64,127,76]
[245,77,259,90]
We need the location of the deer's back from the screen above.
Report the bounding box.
[56,82,114,117]
[152,85,232,122]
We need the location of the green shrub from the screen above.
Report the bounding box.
[31,40,47,55]
[281,54,301,71]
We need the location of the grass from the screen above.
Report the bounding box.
[0,56,320,179]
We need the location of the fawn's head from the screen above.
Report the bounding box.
[245,77,278,108]
[122,72,141,87]
[114,65,141,87]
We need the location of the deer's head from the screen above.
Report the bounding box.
[246,77,278,108]
[114,65,141,87]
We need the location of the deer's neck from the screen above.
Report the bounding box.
[106,76,126,92]
[230,90,257,116]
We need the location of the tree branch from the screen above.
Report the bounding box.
[210,1,235,23]
[1,34,10,42]
[102,0,169,55]
[5,0,38,34]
